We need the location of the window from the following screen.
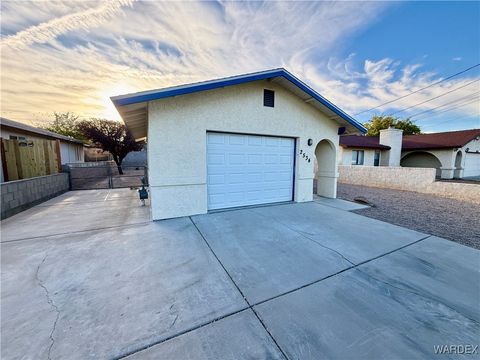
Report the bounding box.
[9,135,26,140]
[264,89,275,107]
[374,150,380,166]
[351,150,364,165]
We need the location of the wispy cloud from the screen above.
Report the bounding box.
[301,56,479,121]
[1,0,135,50]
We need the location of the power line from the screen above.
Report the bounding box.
[409,92,479,118]
[354,63,480,115]
[412,98,479,121]
[409,91,480,119]
[390,78,480,116]
[421,115,480,132]
[409,91,479,118]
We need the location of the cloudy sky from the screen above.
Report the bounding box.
[1,1,479,133]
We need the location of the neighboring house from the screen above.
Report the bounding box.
[339,128,480,179]
[0,117,84,181]
[112,68,366,220]
[84,144,113,162]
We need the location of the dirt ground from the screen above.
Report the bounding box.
[337,183,480,250]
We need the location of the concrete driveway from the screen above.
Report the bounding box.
[1,190,479,359]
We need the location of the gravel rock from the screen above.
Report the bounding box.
[337,183,480,250]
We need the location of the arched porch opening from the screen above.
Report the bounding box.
[314,139,337,198]
[454,151,463,178]
[400,151,442,178]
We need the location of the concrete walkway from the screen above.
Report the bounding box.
[1,190,478,359]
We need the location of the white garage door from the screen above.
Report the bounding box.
[207,132,295,210]
[463,153,480,178]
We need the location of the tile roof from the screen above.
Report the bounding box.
[339,135,391,150]
[402,129,480,150]
[340,129,480,151]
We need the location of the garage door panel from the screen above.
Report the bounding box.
[228,153,246,165]
[279,155,292,164]
[207,133,226,144]
[209,194,225,207]
[265,137,280,146]
[207,165,227,175]
[264,154,278,164]
[229,134,245,145]
[464,153,480,178]
[280,138,293,147]
[208,174,225,185]
[227,173,246,184]
[278,171,294,181]
[246,173,263,184]
[207,132,295,210]
[248,154,263,164]
[207,153,225,165]
[248,136,263,145]
[264,171,282,182]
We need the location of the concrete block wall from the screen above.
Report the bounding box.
[338,165,480,204]
[1,173,69,219]
[64,161,115,168]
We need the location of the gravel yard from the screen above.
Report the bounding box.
[337,183,480,250]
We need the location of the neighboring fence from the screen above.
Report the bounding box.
[338,165,480,204]
[1,173,69,219]
[1,138,61,181]
[64,162,147,190]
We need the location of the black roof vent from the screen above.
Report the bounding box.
[264,89,275,107]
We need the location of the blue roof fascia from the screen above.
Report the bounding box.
[112,69,366,133]
[112,69,283,106]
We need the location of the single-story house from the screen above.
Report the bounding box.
[339,128,480,179]
[0,117,84,182]
[112,68,366,220]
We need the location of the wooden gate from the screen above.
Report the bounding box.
[1,138,61,181]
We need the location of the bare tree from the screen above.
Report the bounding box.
[79,119,141,174]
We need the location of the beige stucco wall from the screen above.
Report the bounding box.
[338,165,480,204]
[148,80,342,220]
[463,137,480,153]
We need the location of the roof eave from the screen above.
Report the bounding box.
[0,117,84,144]
[112,69,367,137]
[340,144,391,150]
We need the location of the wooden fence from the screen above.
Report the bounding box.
[1,138,61,181]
